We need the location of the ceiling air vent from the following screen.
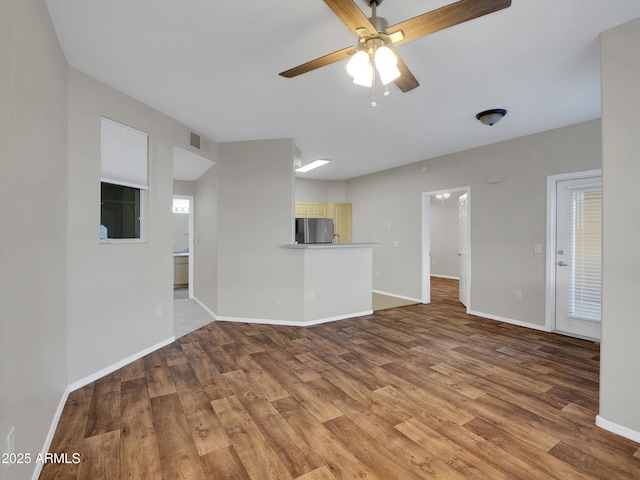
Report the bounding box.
[189,131,201,150]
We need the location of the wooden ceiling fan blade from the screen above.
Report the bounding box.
[393,52,419,93]
[324,0,378,36]
[387,0,511,47]
[280,46,356,78]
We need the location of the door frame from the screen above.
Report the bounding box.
[422,186,471,310]
[173,194,195,299]
[545,169,602,333]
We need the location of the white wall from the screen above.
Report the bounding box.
[216,139,304,322]
[430,194,460,278]
[66,69,215,383]
[0,1,69,479]
[347,120,601,327]
[303,248,372,322]
[599,16,640,438]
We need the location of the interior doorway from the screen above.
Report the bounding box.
[172,195,194,299]
[422,187,471,308]
[546,170,602,340]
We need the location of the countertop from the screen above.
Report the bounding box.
[283,243,380,249]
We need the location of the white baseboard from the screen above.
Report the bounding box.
[192,296,217,319]
[467,309,549,332]
[372,289,422,303]
[192,295,373,327]
[216,310,373,327]
[66,336,175,392]
[430,274,460,280]
[31,336,174,480]
[31,385,73,480]
[596,415,640,443]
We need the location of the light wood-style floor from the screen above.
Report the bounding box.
[40,278,640,479]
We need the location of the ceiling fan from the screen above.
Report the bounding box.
[280,0,511,96]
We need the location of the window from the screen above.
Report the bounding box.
[101,183,141,238]
[172,198,190,214]
[569,188,602,321]
[100,118,148,241]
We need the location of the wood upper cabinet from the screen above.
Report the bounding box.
[327,202,352,244]
[295,202,327,218]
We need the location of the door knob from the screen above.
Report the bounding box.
[557,261,568,266]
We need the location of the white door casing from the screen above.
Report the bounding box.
[546,170,602,340]
[421,193,431,304]
[458,193,469,307]
[421,187,471,308]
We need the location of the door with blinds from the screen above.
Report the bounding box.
[555,176,602,340]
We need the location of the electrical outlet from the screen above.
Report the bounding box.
[515,290,522,301]
[7,427,15,455]
[156,305,163,318]
[308,291,314,300]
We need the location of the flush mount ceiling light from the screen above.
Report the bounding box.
[435,192,451,204]
[476,108,507,126]
[295,159,331,173]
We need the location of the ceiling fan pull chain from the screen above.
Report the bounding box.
[370,59,378,107]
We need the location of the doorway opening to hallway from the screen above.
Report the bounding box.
[422,187,471,309]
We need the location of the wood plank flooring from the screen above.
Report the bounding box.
[40,278,640,479]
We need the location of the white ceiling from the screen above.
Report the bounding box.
[45,0,640,181]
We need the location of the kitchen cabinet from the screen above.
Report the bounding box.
[174,255,188,287]
[327,202,352,244]
[295,202,327,218]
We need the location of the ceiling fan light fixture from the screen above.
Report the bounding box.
[374,46,400,85]
[378,63,400,85]
[279,0,512,102]
[347,51,370,80]
[476,108,507,126]
[353,65,374,87]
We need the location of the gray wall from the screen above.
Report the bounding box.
[0,2,69,479]
[600,17,640,436]
[347,120,601,326]
[430,194,461,278]
[66,69,215,383]
[194,164,219,313]
[295,178,347,204]
[173,179,195,196]
[216,139,304,322]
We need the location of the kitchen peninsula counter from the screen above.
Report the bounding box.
[282,242,379,324]
[283,242,379,249]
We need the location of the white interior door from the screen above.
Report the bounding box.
[555,177,602,340]
[458,193,469,307]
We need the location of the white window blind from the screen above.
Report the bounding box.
[100,117,149,189]
[569,188,602,322]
